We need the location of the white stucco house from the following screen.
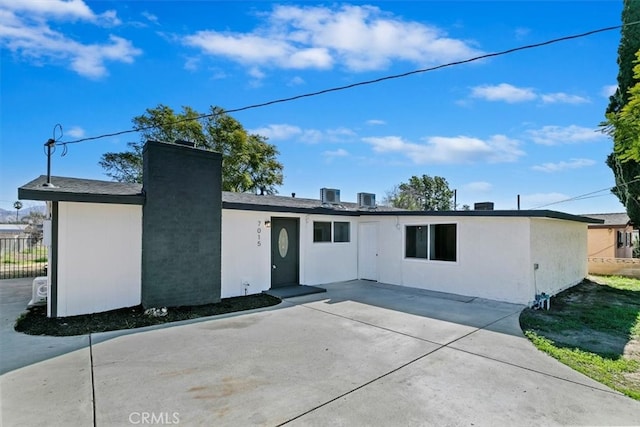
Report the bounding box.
[18,141,602,318]
[221,192,596,305]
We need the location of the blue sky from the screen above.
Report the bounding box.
[0,0,628,214]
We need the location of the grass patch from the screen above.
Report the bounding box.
[525,331,640,400]
[520,275,640,400]
[15,294,281,336]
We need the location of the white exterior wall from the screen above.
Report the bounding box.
[372,216,534,304]
[222,209,589,304]
[530,218,587,297]
[56,202,142,316]
[221,209,273,298]
[302,214,358,285]
[221,209,358,297]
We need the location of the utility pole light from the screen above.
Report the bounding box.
[13,201,22,223]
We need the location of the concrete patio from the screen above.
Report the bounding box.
[2,278,639,426]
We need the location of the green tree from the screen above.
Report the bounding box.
[99,105,284,194]
[385,175,454,211]
[25,210,45,243]
[607,0,640,115]
[605,0,640,224]
[606,51,640,162]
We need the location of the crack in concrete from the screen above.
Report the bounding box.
[277,301,620,425]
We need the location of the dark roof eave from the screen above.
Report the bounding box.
[222,202,361,216]
[18,187,145,205]
[222,203,604,223]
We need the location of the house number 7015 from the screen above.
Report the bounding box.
[257,221,262,247]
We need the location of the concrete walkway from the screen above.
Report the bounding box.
[2,279,640,426]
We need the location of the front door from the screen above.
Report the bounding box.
[358,222,378,281]
[271,217,299,288]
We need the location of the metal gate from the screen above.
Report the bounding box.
[0,238,47,279]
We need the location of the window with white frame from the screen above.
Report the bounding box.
[313,221,351,243]
[405,223,456,262]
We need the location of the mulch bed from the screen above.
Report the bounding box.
[14,294,281,336]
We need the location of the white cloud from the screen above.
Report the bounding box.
[248,67,266,79]
[323,148,349,157]
[366,119,386,126]
[141,11,158,24]
[463,181,492,192]
[470,83,590,105]
[183,56,199,71]
[250,124,355,144]
[251,124,302,140]
[0,0,120,25]
[287,76,305,86]
[301,129,324,144]
[540,92,590,104]
[362,134,524,164]
[527,125,606,145]
[66,126,85,138]
[183,4,482,72]
[326,127,356,139]
[601,84,617,98]
[471,83,536,103]
[531,158,596,173]
[515,27,530,40]
[0,1,140,78]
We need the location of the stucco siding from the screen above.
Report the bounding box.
[221,209,358,297]
[302,214,358,285]
[588,227,617,258]
[530,218,587,298]
[374,216,532,304]
[56,202,141,316]
[221,209,273,297]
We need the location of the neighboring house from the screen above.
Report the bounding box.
[0,224,28,238]
[18,140,602,318]
[585,213,636,258]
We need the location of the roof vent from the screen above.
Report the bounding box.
[474,202,494,211]
[321,188,340,204]
[358,192,376,208]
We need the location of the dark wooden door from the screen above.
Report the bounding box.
[271,218,299,288]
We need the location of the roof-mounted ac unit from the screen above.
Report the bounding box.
[474,202,494,211]
[321,188,340,204]
[358,192,376,208]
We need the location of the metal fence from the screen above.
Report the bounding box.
[0,237,47,279]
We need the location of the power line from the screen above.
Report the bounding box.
[58,21,638,147]
[528,176,640,209]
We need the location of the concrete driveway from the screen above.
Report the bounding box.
[2,279,640,426]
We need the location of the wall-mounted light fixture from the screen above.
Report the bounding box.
[265,220,271,228]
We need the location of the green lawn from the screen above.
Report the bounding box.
[520,275,640,400]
